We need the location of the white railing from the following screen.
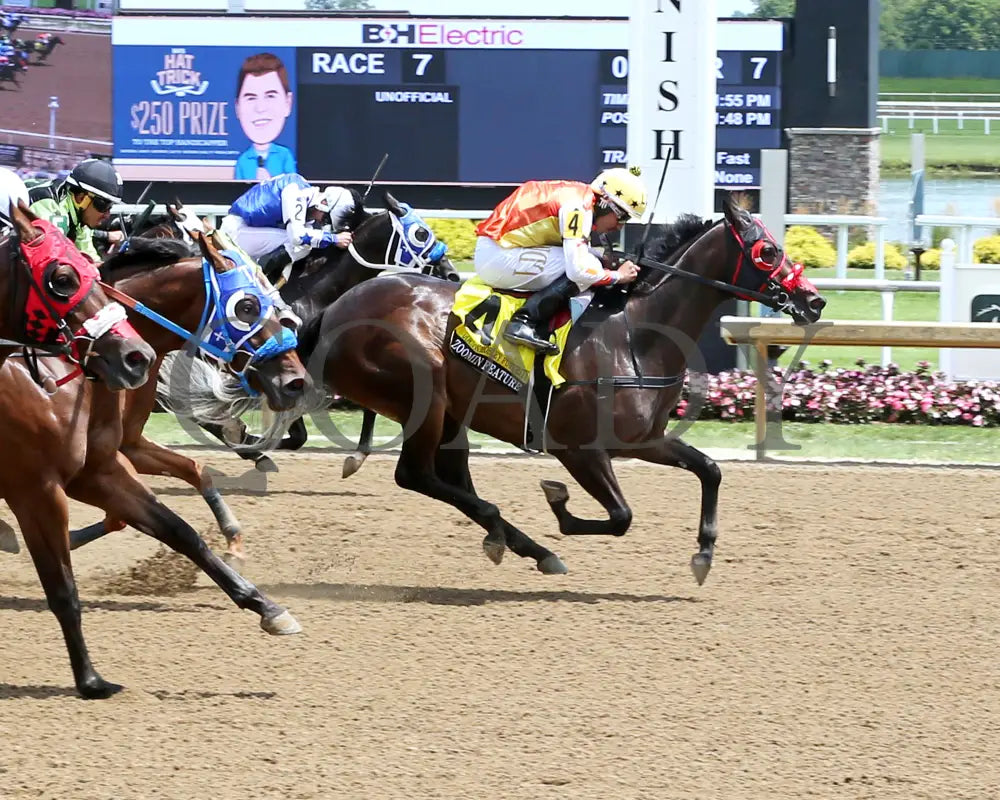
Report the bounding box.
[13,11,111,34]
[111,203,492,232]
[785,213,890,279]
[878,100,1000,134]
[915,213,1000,264]
[0,128,112,149]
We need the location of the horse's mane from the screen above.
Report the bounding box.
[131,211,176,236]
[339,188,372,231]
[102,237,193,276]
[625,213,719,296]
[645,214,717,263]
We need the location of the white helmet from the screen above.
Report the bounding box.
[0,167,29,226]
[311,186,348,215]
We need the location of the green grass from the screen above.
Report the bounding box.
[142,411,1000,464]
[750,267,941,371]
[878,78,1000,173]
[879,77,1000,95]
[880,119,1000,173]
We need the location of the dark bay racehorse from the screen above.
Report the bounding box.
[32,33,63,64]
[296,193,826,583]
[161,192,458,467]
[0,228,306,699]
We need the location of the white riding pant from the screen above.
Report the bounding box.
[473,237,605,292]
[220,215,310,263]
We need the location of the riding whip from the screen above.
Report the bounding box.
[634,146,673,263]
[361,152,389,203]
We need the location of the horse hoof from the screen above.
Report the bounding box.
[0,522,20,554]
[540,480,569,504]
[690,553,712,586]
[221,550,246,570]
[482,536,505,565]
[260,610,302,636]
[255,456,279,474]
[342,452,367,479]
[78,676,124,700]
[537,554,568,575]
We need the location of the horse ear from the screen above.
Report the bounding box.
[383,191,405,218]
[10,199,40,242]
[191,228,229,273]
[722,191,752,232]
[167,204,183,222]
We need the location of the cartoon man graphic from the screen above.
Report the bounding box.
[233,52,296,181]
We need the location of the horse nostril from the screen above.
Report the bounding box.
[126,349,149,369]
[809,296,827,312]
[284,378,305,395]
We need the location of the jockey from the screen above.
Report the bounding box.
[27,158,125,262]
[474,167,646,354]
[219,173,357,282]
[0,166,29,227]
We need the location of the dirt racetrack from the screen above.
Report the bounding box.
[1,29,111,149]
[0,452,998,800]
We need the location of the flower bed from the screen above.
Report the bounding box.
[674,361,1000,426]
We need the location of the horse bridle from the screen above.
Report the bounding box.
[617,219,811,313]
[1,227,127,377]
[347,210,448,276]
[99,253,297,397]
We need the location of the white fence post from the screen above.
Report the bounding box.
[939,238,956,379]
[836,224,849,281]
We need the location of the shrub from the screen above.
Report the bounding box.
[784,226,836,268]
[973,235,1000,264]
[930,226,953,248]
[846,241,908,269]
[426,218,480,261]
[917,248,940,269]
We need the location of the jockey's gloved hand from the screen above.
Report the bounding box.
[303,229,353,250]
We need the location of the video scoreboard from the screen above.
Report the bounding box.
[113,16,784,188]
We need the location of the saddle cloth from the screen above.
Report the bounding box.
[448,276,574,394]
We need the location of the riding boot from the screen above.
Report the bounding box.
[259,246,292,286]
[503,276,579,356]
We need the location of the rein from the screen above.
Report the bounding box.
[614,221,806,310]
[99,256,296,397]
[562,220,791,393]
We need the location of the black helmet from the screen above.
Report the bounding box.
[65,158,123,203]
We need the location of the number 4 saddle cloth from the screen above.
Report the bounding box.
[449,276,586,452]
[449,276,575,395]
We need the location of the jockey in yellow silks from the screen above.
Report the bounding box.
[473,167,647,355]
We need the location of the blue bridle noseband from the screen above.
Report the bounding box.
[114,249,298,396]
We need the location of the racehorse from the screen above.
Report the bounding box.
[0,52,18,87]
[157,191,459,468]
[0,226,307,699]
[59,231,311,561]
[0,200,153,382]
[32,33,63,64]
[295,192,827,583]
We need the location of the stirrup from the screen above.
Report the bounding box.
[503,320,559,355]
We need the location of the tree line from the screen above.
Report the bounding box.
[742,0,1000,50]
